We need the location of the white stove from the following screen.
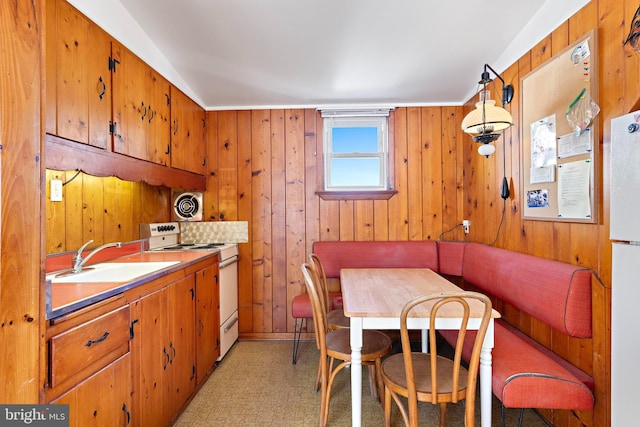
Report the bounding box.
[140,222,239,360]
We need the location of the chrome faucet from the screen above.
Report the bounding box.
[72,240,122,273]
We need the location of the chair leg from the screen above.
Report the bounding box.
[517,408,525,427]
[384,385,392,427]
[439,402,446,427]
[501,404,506,427]
[292,317,305,364]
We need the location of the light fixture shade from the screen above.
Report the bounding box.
[461,99,513,135]
[477,143,496,157]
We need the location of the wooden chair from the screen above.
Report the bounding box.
[307,253,350,392]
[381,291,492,427]
[309,253,350,331]
[301,262,392,427]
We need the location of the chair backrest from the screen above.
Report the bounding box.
[301,262,329,355]
[308,253,330,314]
[399,291,492,423]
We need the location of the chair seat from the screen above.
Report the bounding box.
[327,309,350,329]
[382,353,468,401]
[325,328,392,362]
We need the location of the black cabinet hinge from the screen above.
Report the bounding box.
[109,121,117,135]
[129,319,139,339]
[108,56,120,72]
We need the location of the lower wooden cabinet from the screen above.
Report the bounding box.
[195,263,220,383]
[130,268,214,426]
[46,259,219,427]
[51,353,132,427]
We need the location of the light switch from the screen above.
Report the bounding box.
[50,179,63,202]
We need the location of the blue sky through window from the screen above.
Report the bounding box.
[330,126,381,187]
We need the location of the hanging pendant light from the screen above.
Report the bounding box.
[461,64,514,200]
[461,64,514,148]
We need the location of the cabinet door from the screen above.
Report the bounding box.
[146,68,171,165]
[112,42,149,161]
[170,87,206,174]
[46,0,111,148]
[130,289,170,427]
[196,264,220,382]
[167,276,196,414]
[52,353,132,427]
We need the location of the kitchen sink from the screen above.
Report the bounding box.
[47,261,180,283]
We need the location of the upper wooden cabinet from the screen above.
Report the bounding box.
[170,87,207,174]
[45,0,112,149]
[112,42,171,166]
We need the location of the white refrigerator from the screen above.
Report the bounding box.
[610,111,640,426]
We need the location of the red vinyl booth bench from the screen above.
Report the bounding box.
[292,240,595,425]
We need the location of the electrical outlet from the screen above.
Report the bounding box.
[50,179,63,202]
[462,220,470,234]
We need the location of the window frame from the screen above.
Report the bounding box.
[316,109,396,201]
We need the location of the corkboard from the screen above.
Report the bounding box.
[521,30,598,222]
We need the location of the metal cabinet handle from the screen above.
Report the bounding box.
[148,106,155,123]
[85,331,109,347]
[122,403,130,427]
[163,347,169,370]
[97,76,106,100]
[169,342,176,363]
[141,102,147,121]
[173,119,179,135]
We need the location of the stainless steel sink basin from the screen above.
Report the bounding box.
[47,261,180,283]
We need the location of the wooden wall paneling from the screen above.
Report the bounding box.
[0,0,42,402]
[82,174,104,245]
[285,110,306,333]
[407,107,423,240]
[515,53,532,252]
[304,109,320,253]
[461,101,480,243]
[441,107,461,241]
[420,108,443,241]
[501,63,519,250]
[339,200,355,241]
[354,200,374,241]
[217,111,238,221]
[204,111,219,221]
[46,170,66,253]
[115,179,135,243]
[250,110,272,333]
[389,108,409,240]
[64,172,84,251]
[270,109,287,333]
[237,111,253,334]
[319,199,340,241]
[103,178,119,244]
[373,199,389,241]
[569,1,598,44]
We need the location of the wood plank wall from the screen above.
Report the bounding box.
[41,1,640,424]
[45,170,171,253]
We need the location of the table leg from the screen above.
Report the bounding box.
[421,328,428,353]
[479,320,494,427]
[350,317,363,427]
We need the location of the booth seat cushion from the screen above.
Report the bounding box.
[292,291,343,319]
[436,240,467,276]
[440,320,594,410]
[312,240,439,279]
[461,243,592,338]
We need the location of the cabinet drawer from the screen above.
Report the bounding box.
[50,305,130,388]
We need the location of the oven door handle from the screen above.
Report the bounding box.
[220,255,239,269]
[224,316,239,333]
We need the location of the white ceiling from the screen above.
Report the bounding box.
[69,0,590,110]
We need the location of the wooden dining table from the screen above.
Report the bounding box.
[340,267,500,427]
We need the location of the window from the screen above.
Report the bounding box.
[321,109,392,195]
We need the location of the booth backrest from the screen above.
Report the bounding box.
[461,243,593,338]
[312,241,439,279]
[436,240,467,276]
